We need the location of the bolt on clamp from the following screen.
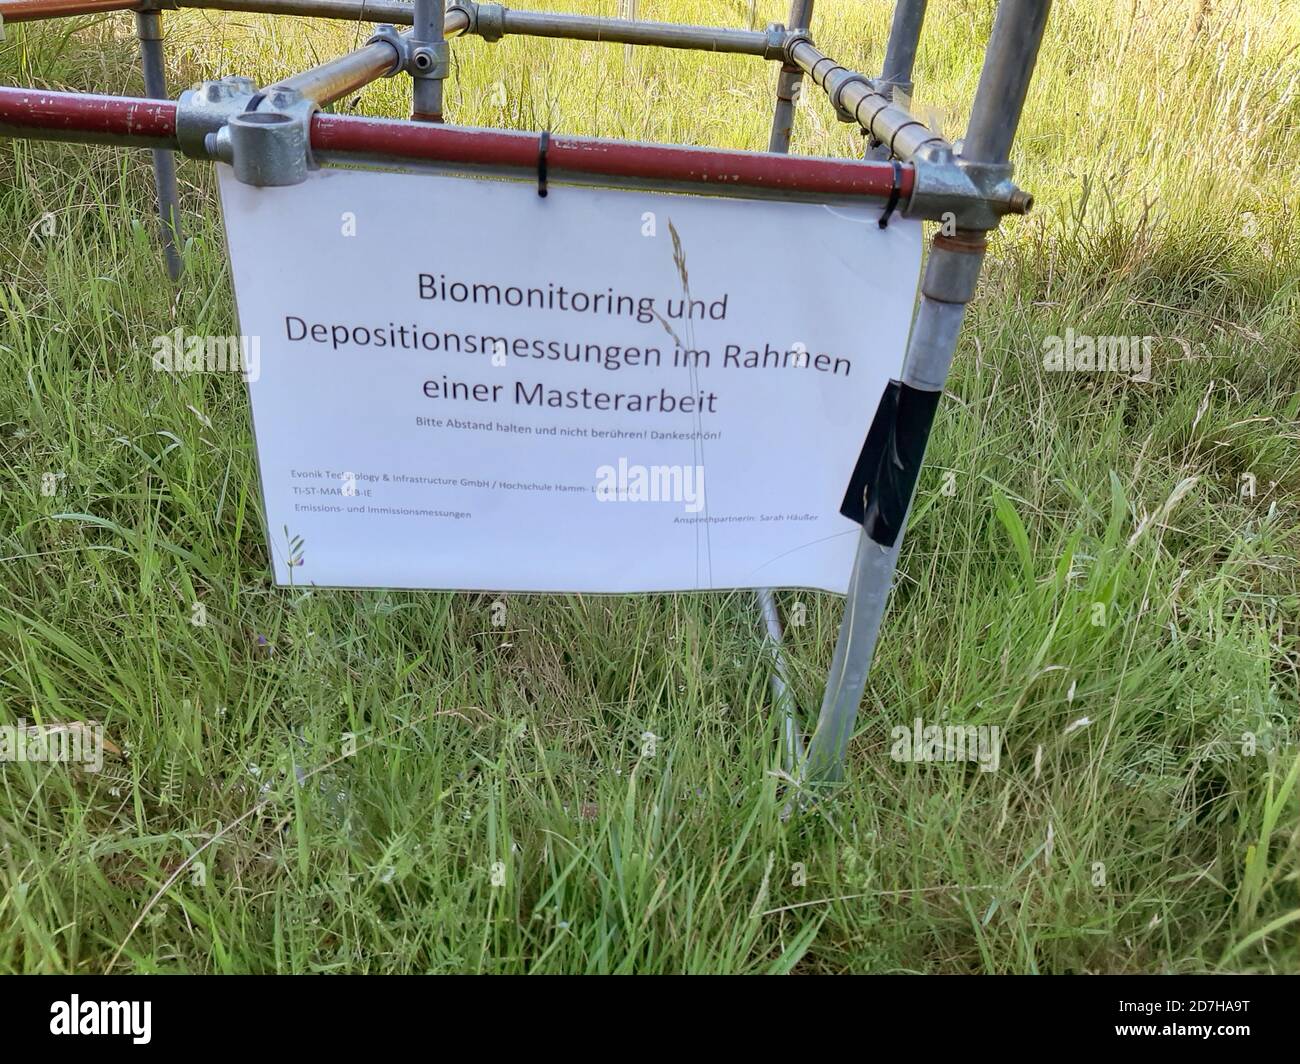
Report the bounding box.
[408,40,450,80]
[369,21,447,80]
[762,23,791,61]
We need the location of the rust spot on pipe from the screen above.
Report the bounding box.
[933,232,987,255]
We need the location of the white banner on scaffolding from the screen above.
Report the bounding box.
[217,164,921,593]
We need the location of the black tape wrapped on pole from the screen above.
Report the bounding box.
[839,379,941,546]
[840,229,987,547]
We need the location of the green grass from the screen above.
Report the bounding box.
[1,0,1298,973]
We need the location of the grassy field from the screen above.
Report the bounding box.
[1,0,1298,974]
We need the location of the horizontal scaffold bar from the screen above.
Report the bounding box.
[0,0,782,57]
[267,37,406,107]
[0,85,916,203]
[172,0,421,22]
[0,0,139,18]
[452,3,779,55]
[0,87,176,145]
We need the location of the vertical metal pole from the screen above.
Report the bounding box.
[805,0,1052,783]
[961,0,1053,166]
[880,0,927,97]
[618,0,639,62]
[411,0,447,122]
[758,588,803,773]
[867,0,927,161]
[761,0,815,765]
[135,7,183,281]
[767,0,814,153]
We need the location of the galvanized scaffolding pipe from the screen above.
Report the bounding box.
[760,0,815,768]
[962,0,1053,166]
[0,0,777,58]
[136,7,184,281]
[171,0,419,19]
[804,0,1052,783]
[410,0,446,122]
[767,0,813,153]
[269,38,400,107]
[465,4,775,55]
[758,588,803,775]
[0,0,417,21]
[879,0,927,98]
[866,0,928,161]
[0,0,137,20]
[0,0,470,28]
[177,0,473,33]
[789,37,948,162]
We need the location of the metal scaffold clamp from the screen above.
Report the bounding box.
[365,24,415,77]
[470,2,506,43]
[177,76,318,188]
[763,23,793,62]
[780,26,812,56]
[406,36,450,82]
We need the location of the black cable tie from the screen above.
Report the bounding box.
[878,159,902,228]
[537,129,549,198]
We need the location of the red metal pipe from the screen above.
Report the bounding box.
[0,86,177,146]
[0,0,139,22]
[310,113,914,201]
[0,86,913,202]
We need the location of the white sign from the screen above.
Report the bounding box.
[217,165,921,593]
